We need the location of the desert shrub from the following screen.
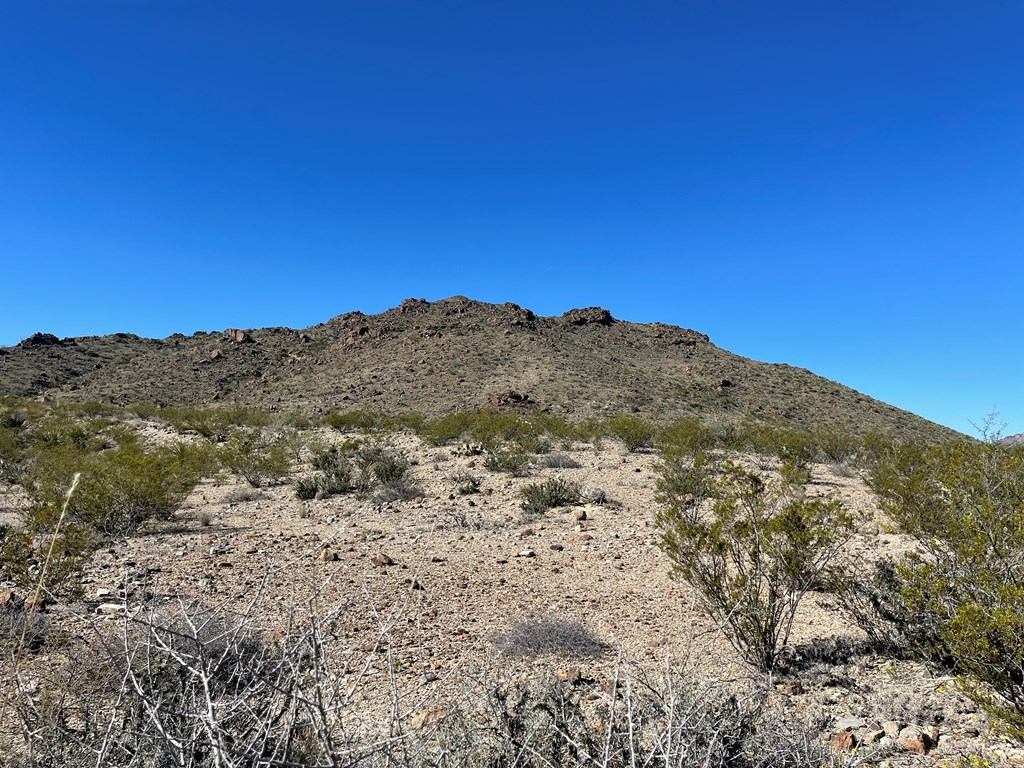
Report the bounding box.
[351,442,421,500]
[656,455,854,672]
[532,412,580,447]
[0,520,94,601]
[484,446,530,475]
[658,417,718,458]
[7,599,837,768]
[604,413,657,452]
[294,476,319,500]
[353,443,409,485]
[323,409,423,433]
[0,423,29,483]
[493,615,607,658]
[536,452,581,469]
[419,411,476,445]
[812,424,860,464]
[0,600,49,652]
[469,411,544,452]
[580,485,608,505]
[23,441,203,537]
[859,432,1024,740]
[450,471,481,495]
[296,445,354,499]
[218,430,291,487]
[736,422,818,473]
[520,477,581,518]
[157,404,272,439]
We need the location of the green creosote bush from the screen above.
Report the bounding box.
[152,404,272,440]
[657,417,718,459]
[23,440,204,537]
[604,413,657,453]
[656,453,854,673]
[857,422,1024,741]
[350,441,421,501]
[217,429,291,488]
[7,435,207,600]
[324,409,386,433]
[520,477,581,518]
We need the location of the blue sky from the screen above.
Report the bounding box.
[2,2,1021,435]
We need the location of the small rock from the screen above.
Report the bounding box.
[834,716,868,731]
[830,731,858,752]
[370,553,396,567]
[320,549,338,562]
[862,729,886,745]
[97,603,125,615]
[575,508,587,521]
[515,549,536,558]
[556,667,582,684]
[882,721,903,738]
[0,590,24,610]
[549,544,564,552]
[421,672,439,684]
[897,725,932,754]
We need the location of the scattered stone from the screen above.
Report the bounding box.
[97,603,125,615]
[834,716,867,731]
[897,725,932,754]
[223,328,252,343]
[210,349,222,360]
[882,721,903,738]
[562,307,614,326]
[862,729,886,745]
[830,731,858,752]
[320,548,338,562]
[575,508,587,521]
[515,549,536,558]
[556,667,582,684]
[370,553,396,567]
[0,590,24,610]
[549,544,564,552]
[489,388,531,409]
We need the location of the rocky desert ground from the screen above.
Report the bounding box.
[3,417,1020,767]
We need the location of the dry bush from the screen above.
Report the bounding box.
[493,615,609,659]
[5,595,844,768]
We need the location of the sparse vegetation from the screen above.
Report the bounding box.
[656,454,854,672]
[217,429,291,487]
[605,413,657,452]
[856,424,1024,740]
[493,614,607,658]
[484,446,530,475]
[520,477,581,518]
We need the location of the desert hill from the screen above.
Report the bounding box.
[0,296,953,440]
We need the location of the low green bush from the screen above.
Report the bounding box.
[605,413,657,452]
[218,430,291,488]
[520,477,581,518]
[656,454,854,672]
[859,432,1024,740]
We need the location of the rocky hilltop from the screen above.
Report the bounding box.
[0,296,953,439]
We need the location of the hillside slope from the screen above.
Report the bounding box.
[0,296,954,440]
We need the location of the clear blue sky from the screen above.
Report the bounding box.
[2,2,1021,435]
